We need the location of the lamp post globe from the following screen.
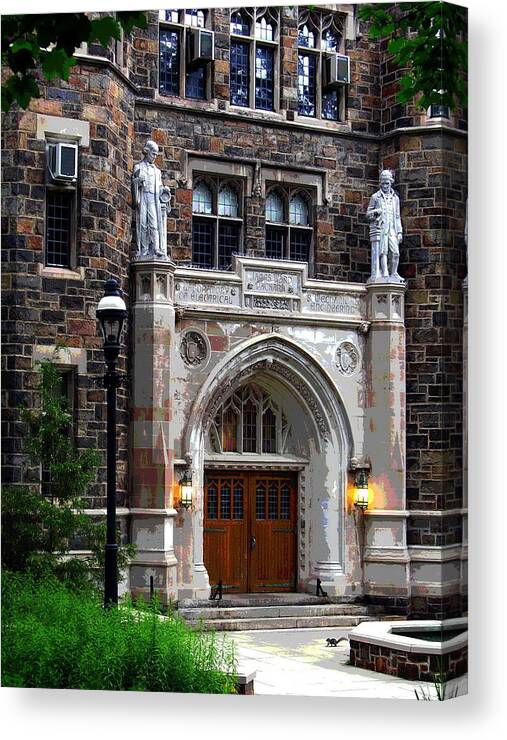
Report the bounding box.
[97,278,127,608]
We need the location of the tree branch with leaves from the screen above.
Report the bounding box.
[1,11,147,112]
[358,2,467,112]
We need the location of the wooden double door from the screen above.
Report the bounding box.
[204,471,297,593]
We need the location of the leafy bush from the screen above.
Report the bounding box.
[1,358,134,589]
[2,572,237,694]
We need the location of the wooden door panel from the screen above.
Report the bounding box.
[204,471,297,593]
[249,475,297,592]
[204,475,247,593]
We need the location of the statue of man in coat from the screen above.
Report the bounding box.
[366,169,404,282]
[132,139,171,260]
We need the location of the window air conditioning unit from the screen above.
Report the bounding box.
[48,142,78,182]
[187,28,214,65]
[323,54,351,89]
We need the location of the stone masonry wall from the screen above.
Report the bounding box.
[1,6,467,616]
[1,59,135,506]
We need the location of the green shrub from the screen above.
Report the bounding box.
[2,572,237,694]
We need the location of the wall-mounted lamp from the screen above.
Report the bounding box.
[353,468,370,511]
[179,469,193,510]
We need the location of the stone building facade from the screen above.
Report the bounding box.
[1,5,467,618]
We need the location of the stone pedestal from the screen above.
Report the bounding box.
[129,260,178,603]
[363,282,408,600]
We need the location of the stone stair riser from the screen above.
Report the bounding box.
[179,605,370,620]
[184,615,375,631]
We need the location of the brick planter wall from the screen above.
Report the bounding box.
[349,639,468,681]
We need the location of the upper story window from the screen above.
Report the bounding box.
[209,384,292,456]
[265,186,313,264]
[230,7,279,111]
[159,9,211,100]
[192,176,243,270]
[44,140,78,269]
[297,9,347,121]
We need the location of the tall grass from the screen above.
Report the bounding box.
[2,572,237,694]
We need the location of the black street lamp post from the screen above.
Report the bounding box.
[96,278,127,608]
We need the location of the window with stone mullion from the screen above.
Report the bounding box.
[159,10,208,100]
[297,9,345,121]
[230,8,278,111]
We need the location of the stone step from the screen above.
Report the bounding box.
[179,593,332,609]
[179,603,370,621]
[184,614,377,631]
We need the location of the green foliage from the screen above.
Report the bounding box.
[1,358,134,590]
[2,572,237,693]
[358,2,467,111]
[1,11,147,112]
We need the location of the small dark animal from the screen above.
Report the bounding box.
[326,637,348,647]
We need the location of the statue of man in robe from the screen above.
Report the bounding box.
[366,169,404,282]
[132,139,171,260]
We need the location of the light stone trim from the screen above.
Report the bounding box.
[36,114,90,147]
[174,256,369,326]
[350,619,467,655]
[33,345,87,374]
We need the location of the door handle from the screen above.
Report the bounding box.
[250,536,257,550]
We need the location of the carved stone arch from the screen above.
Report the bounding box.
[184,333,354,460]
[184,334,355,597]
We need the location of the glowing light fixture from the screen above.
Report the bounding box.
[179,469,193,509]
[353,469,370,511]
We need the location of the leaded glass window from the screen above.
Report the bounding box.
[218,185,239,217]
[255,46,274,111]
[160,28,180,96]
[297,9,347,121]
[218,222,240,270]
[230,8,279,111]
[290,229,311,262]
[266,190,284,223]
[256,16,274,41]
[298,53,317,117]
[192,218,214,269]
[193,181,213,214]
[289,193,309,226]
[159,9,179,23]
[46,189,73,268]
[186,65,206,100]
[208,384,291,456]
[265,227,284,259]
[159,10,209,100]
[231,40,250,107]
[231,10,250,36]
[192,177,243,269]
[265,186,314,266]
[298,23,316,48]
[185,9,205,28]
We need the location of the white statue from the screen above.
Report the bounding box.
[366,169,404,282]
[132,139,171,260]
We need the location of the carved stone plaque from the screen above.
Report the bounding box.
[336,341,360,376]
[304,292,363,317]
[244,270,301,296]
[180,331,208,367]
[175,281,239,307]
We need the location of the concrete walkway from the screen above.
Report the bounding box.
[222,628,468,700]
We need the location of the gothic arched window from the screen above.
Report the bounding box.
[265,186,313,264]
[297,9,347,121]
[208,385,291,455]
[230,7,279,111]
[192,177,243,269]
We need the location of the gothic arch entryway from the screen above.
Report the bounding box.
[183,334,355,597]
